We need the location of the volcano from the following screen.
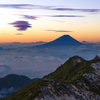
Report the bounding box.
[39,35,83,47]
[47,35,82,46]
[27,35,83,49]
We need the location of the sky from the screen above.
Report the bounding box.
[0,0,100,43]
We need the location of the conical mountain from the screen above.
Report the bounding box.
[42,35,82,47]
[27,35,83,49]
[48,35,82,46]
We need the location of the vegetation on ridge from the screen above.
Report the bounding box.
[44,55,100,83]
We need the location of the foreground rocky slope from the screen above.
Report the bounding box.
[1,55,100,100]
[35,79,100,100]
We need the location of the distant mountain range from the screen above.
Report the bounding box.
[2,55,100,100]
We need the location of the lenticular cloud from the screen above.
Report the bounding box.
[9,21,32,31]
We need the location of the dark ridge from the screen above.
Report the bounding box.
[0,74,39,90]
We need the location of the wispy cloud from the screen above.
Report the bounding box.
[51,8,100,12]
[14,14,38,20]
[9,21,32,31]
[45,30,72,32]
[42,19,66,23]
[50,15,84,17]
[0,4,51,9]
[0,4,33,9]
[22,15,37,20]
[15,33,23,35]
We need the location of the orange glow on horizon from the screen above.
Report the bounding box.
[0,32,100,43]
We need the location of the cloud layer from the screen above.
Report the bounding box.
[0,64,12,77]
[9,21,32,31]
[0,64,11,72]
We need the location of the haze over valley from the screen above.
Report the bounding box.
[0,35,100,79]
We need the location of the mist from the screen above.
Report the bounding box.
[0,41,99,79]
